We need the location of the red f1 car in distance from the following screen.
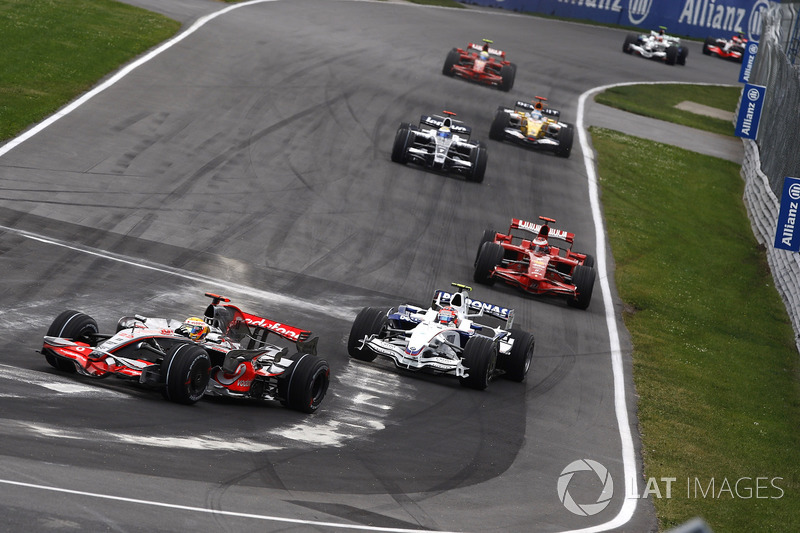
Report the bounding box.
[702,34,747,62]
[473,217,596,310]
[443,39,516,92]
[40,293,330,412]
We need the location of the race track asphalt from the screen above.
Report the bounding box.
[0,1,744,532]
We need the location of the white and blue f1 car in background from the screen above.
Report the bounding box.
[391,111,488,183]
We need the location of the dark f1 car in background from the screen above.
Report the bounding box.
[489,97,574,158]
[474,217,596,310]
[391,111,487,182]
[40,293,330,412]
[623,27,688,66]
[348,283,534,390]
[702,34,747,62]
[442,39,516,91]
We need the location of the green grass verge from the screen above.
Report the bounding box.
[0,0,180,141]
[594,84,742,137]
[592,127,800,531]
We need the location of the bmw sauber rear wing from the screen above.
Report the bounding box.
[434,289,514,329]
[514,101,561,118]
[420,115,471,136]
[511,218,574,245]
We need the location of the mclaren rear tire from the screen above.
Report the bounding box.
[279,353,330,414]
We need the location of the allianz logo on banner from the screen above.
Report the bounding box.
[552,1,773,40]
[676,0,772,41]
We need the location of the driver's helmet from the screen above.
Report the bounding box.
[530,110,543,121]
[178,316,210,341]
[437,126,452,139]
[437,306,459,326]
[479,50,490,61]
[532,237,549,255]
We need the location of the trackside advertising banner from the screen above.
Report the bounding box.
[734,83,765,139]
[739,41,759,82]
[774,177,800,252]
[463,0,776,41]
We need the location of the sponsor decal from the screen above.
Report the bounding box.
[774,177,800,252]
[436,290,512,319]
[739,42,758,82]
[244,317,302,340]
[627,0,652,25]
[557,0,623,13]
[677,0,770,41]
[734,83,765,139]
[516,220,570,240]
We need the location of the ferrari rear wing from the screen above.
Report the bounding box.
[420,115,471,136]
[468,42,505,58]
[511,218,574,244]
[434,289,515,329]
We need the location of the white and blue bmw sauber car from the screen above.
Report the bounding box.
[347,283,534,390]
[391,111,487,183]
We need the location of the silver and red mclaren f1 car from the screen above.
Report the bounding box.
[40,293,330,412]
[442,39,516,91]
[347,283,534,390]
[474,217,596,310]
[702,34,747,62]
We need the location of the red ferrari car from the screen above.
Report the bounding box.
[442,39,516,92]
[473,217,596,309]
[40,293,330,412]
[702,34,747,62]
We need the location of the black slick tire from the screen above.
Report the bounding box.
[503,328,534,382]
[567,264,596,310]
[161,343,211,405]
[279,353,330,414]
[473,242,504,285]
[459,336,497,390]
[45,310,99,373]
[347,307,389,361]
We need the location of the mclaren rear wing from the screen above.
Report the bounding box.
[241,312,312,343]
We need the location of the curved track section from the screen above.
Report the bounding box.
[0,1,741,531]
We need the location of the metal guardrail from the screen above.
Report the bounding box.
[740,3,800,351]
